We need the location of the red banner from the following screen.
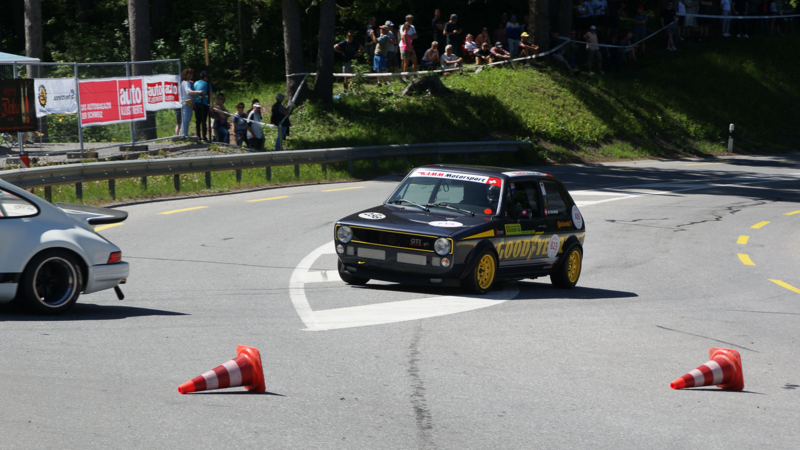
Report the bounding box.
[143,75,180,112]
[78,78,146,127]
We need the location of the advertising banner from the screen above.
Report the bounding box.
[34,78,78,118]
[0,79,37,132]
[78,77,146,127]
[143,74,180,112]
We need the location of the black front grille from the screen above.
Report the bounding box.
[352,227,436,252]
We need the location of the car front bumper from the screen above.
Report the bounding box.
[337,242,466,287]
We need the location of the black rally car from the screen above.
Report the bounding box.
[334,165,586,293]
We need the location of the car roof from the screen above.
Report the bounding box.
[419,164,554,180]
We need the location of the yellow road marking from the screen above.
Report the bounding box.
[737,254,755,266]
[750,221,770,229]
[158,206,208,215]
[246,196,289,203]
[769,279,800,295]
[785,210,800,216]
[94,223,123,232]
[322,186,365,192]
[737,235,749,245]
[685,162,727,166]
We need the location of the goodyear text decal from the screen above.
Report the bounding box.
[495,235,566,261]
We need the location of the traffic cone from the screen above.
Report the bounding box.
[178,345,266,394]
[670,347,744,391]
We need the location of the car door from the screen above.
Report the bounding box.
[496,180,551,272]
[538,179,574,264]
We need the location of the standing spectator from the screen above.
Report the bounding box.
[178,68,202,138]
[463,34,478,63]
[271,94,291,151]
[246,103,264,151]
[211,94,230,144]
[506,15,523,57]
[584,26,604,74]
[577,0,595,35]
[370,25,390,86]
[365,17,377,69]
[550,31,575,74]
[490,42,512,62]
[698,0,713,39]
[475,42,494,65]
[440,45,463,74]
[684,0,699,30]
[421,41,440,70]
[662,1,678,50]
[493,22,507,48]
[192,71,212,142]
[518,32,540,59]
[475,27,492,47]
[402,16,419,71]
[432,9,445,50]
[620,31,638,63]
[720,0,733,35]
[400,19,419,81]
[444,14,462,50]
[677,0,687,39]
[593,0,609,32]
[385,21,399,81]
[334,31,364,92]
[733,0,748,37]
[633,6,648,56]
[232,102,248,147]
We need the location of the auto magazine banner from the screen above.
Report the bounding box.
[0,79,37,132]
[34,78,78,118]
[142,74,180,112]
[78,77,146,127]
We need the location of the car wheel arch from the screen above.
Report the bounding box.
[461,239,499,279]
[23,246,90,291]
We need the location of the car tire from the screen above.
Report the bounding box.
[338,260,369,285]
[550,244,582,289]
[465,249,497,294]
[20,250,83,315]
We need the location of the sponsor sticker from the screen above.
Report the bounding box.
[410,169,503,186]
[557,220,573,229]
[429,221,463,227]
[358,212,385,220]
[572,205,583,229]
[547,234,560,258]
[502,171,550,177]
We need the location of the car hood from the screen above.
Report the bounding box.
[338,204,495,237]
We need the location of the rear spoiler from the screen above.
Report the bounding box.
[56,203,128,225]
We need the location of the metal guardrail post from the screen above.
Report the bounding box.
[76,182,83,201]
[322,163,327,177]
[236,169,242,183]
[109,179,116,200]
[266,166,272,181]
[348,160,354,176]
[174,174,181,192]
[294,165,300,179]
[205,172,211,188]
[373,158,379,170]
[44,186,52,202]
[141,176,148,191]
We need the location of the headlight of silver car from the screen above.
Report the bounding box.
[434,238,450,256]
[337,225,353,243]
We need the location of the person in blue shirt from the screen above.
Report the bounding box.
[192,71,213,142]
[505,15,522,57]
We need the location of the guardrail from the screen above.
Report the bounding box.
[0,141,530,200]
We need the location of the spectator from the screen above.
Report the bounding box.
[584,25,604,74]
[493,22,507,47]
[593,0,609,32]
[733,0,749,37]
[620,31,638,62]
[633,6,648,55]
[506,15,523,56]
[178,68,202,138]
[444,14,462,49]
[432,9,445,49]
[232,102,248,147]
[518,32,540,59]
[400,17,419,80]
[522,15,531,34]
[685,0,699,30]
[577,0,595,35]
[210,93,230,143]
[370,25,390,86]
[550,31,575,75]
[475,27,492,47]
[246,102,264,151]
[421,41,440,70]
[271,93,291,151]
[192,71,212,142]
[441,44,463,74]
[475,42,494,65]
[677,0,687,39]
[662,1,678,50]
[334,31,364,92]
[720,0,733,36]
[463,34,478,63]
[365,17,377,69]
[385,21,399,80]
[490,41,512,62]
[699,0,713,39]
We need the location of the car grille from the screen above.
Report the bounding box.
[351,227,437,252]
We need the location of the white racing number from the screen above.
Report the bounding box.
[547,234,561,259]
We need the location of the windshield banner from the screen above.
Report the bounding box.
[410,169,502,186]
[34,78,78,118]
[78,77,146,127]
[142,75,180,112]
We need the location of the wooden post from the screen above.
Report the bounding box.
[109,179,116,200]
[76,182,83,201]
[236,169,242,183]
[205,171,211,188]
[173,174,180,192]
[266,166,272,181]
[44,186,52,203]
[141,176,147,191]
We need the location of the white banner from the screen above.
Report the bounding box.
[34,78,78,118]
[142,74,181,112]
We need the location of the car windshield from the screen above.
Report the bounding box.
[387,171,502,216]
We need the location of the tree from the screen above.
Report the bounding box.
[558,0,572,37]
[128,0,156,140]
[24,0,42,77]
[282,0,307,101]
[531,0,550,52]
[313,0,336,103]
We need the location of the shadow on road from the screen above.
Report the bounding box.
[0,302,187,321]
[512,282,638,301]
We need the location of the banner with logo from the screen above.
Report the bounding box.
[78,77,146,127]
[0,79,37,132]
[142,74,180,112]
[34,78,78,118]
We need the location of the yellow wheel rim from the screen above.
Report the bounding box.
[477,254,496,290]
[567,249,582,283]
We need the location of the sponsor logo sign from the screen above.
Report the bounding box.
[557,220,573,228]
[78,77,146,127]
[34,78,78,118]
[429,221,463,227]
[143,75,181,112]
[495,235,566,261]
[0,79,37,132]
[358,212,385,220]
[411,169,502,187]
[502,171,550,177]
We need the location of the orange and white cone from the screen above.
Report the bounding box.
[670,347,744,391]
[178,345,266,394]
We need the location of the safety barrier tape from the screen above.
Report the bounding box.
[680,12,800,19]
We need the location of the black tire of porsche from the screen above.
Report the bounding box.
[550,244,582,289]
[21,250,83,315]
[338,260,369,285]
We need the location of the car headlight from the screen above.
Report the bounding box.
[434,238,451,256]
[337,225,353,243]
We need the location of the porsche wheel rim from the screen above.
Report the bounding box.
[567,250,581,284]
[477,254,496,290]
[32,257,78,308]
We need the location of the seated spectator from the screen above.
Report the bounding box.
[619,31,638,62]
[421,41,440,70]
[475,27,492,47]
[518,32,540,59]
[440,44,463,74]
[550,31,574,75]
[463,34,478,63]
[490,41,512,62]
[475,42,494,65]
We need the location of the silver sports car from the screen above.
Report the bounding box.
[0,178,129,315]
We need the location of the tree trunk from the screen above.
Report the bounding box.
[128,0,156,140]
[558,0,573,38]
[282,0,306,101]
[313,0,336,104]
[24,0,43,78]
[530,0,550,51]
[238,0,244,71]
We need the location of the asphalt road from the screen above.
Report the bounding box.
[2,155,799,449]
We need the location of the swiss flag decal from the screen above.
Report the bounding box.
[487,177,501,186]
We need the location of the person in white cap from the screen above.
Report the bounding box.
[271,93,292,151]
[246,102,265,151]
[584,25,604,75]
